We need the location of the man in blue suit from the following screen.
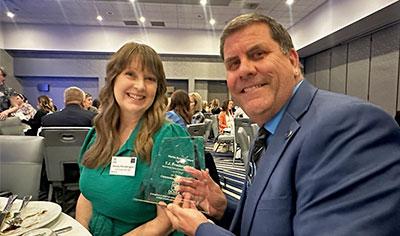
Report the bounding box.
[165,13,400,235]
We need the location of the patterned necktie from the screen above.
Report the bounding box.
[247,127,269,186]
[252,127,269,164]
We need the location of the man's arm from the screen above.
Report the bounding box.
[294,103,400,235]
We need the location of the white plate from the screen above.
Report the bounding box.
[0,197,62,236]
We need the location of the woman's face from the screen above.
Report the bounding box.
[10,96,23,107]
[228,100,234,110]
[113,58,158,119]
[190,96,195,111]
[83,96,93,109]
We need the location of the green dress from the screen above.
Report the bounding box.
[78,122,188,236]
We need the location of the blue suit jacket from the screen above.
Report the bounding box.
[197,80,400,236]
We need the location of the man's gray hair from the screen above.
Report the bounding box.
[220,13,294,60]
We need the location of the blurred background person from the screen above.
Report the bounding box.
[210,98,221,115]
[82,92,98,113]
[166,89,191,128]
[189,92,205,124]
[218,100,233,134]
[42,86,95,127]
[23,95,55,136]
[0,67,16,120]
[76,42,188,235]
[7,92,36,121]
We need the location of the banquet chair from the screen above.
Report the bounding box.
[203,118,213,141]
[40,127,91,206]
[187,123,207,138]
[236,127,250,166]
[210,115,234,153]
[0,117,26,135]
[0,135,44,200]
[234,117,255,144]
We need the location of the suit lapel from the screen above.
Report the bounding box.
[241,80,318,235]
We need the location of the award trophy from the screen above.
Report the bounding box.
[134,136,205,205]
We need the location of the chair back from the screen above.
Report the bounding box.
[40,127,91,182]
[0,135,44,199]
[234,117,254,144]
[187,123,207,137]
[236,127,250,165]
[203,118,213,141]
[0,117,26,135]
[210,114,219,140]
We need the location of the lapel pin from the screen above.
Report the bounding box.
[285,130,294,139]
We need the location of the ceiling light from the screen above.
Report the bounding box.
[6,11,15,18]
[129,0,135,2]
[139,16,146,23]
[286,0,294,5]
[200,0,207,6]
[209,18,216,26]
[96,15,103,21]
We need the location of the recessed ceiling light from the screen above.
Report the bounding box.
[286,0,294,5]
[139,16,146,23]
[96,15,103,21]
[200,0,207,6]
[6,11,15,18]
[129,0,136,2]
[209,18,216,26]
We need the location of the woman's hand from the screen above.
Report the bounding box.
[124,203,173,236]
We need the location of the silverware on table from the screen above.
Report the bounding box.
[0,194,18,228]
[53,226,72,235]
[8,195,32,226]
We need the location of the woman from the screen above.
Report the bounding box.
[82,92,99,113]
[166,89,191,128]
[76,42,188,236]
[210,98,221,115]
[218,100,233,134]
[4,93,36,121]
[24,95,55,136]
[189,92,205,124]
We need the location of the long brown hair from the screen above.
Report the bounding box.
[38,95,55,113]
[168,89,191,125]
[83,42,167,168]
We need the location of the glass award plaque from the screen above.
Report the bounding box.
[134,136,205,205]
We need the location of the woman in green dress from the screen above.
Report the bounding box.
[76,42,188,236]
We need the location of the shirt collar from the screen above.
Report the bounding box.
[264,80,303,134]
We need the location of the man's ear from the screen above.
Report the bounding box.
[288,48,300,74]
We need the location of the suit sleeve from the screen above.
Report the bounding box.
[195,222,235,236]
[294,102,400,235]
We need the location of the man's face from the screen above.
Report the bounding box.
[223,23,301,125]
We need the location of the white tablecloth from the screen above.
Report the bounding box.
[45,213,91,236]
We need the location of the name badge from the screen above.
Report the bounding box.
[110,156,137,176]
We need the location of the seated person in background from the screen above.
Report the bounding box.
[202,101,210,114]
[76,42,188,236]
[6,93,36,121]
[92,98,100,110]
[218,100,233,134]
[23,95,55,136]
[0,67,16,120]
[42,86,96,127]
[82,92,99,113]
[210,98,221,115]
[167,89,192,128]
[189,92,205,124]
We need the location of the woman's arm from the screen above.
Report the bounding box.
[123,205,173,236]
[76,193,93,229]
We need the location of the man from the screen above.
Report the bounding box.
[165,13,400,235]
[0,67,16,120]
[42,86,95,127]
